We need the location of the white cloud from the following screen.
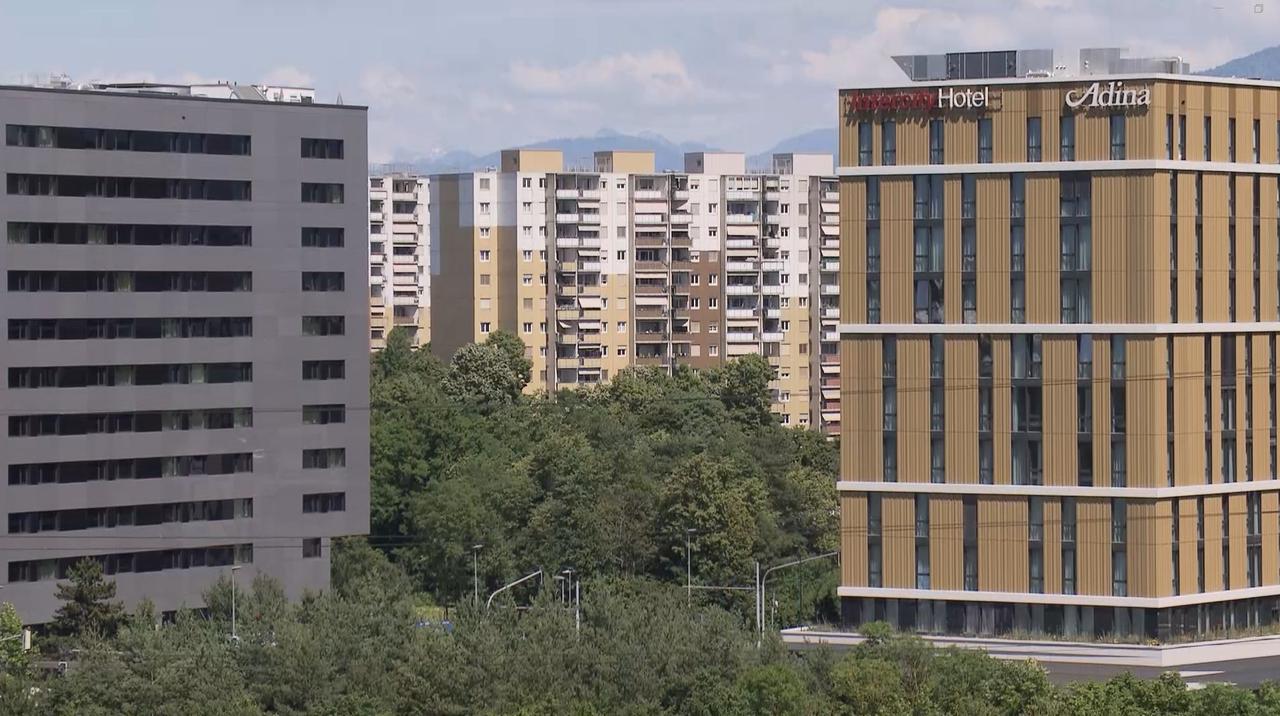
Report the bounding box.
[509,49,698,103]
[261,65,314,87]
[359,65,419,107]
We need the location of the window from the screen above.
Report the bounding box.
[521,274,532,286]
[301,227,343,247]
[522,322,532,334]
[928,119,944,164]
[302,315,345,336]
[302,448,346,470]
[300,138,343,159]
[7,124,251,155]
[1026,116,1042,162]
[1060,114,1076,161]
[8,222,252,247]
[302,404,345,425]
[8,270,251,293]
[858,121,872,166]
[479,322,491,334]
[8,174,250,201]
[9,452,252,486]
[303,539,322,559]
[1179,114,1187,159]
[1166,114,1175,160]
[302,492,346,514]
[1109,114,1126,160]
[867,494,883,587]
[9,407,252,437]
[302,360,344,381]
[977,118,992,163]
[881,119,896,165]
[479,250,491,262]
[1229,117,1237,162]
[1204,116,1212,160]
[301,183,344,204]
[301,272,344,292]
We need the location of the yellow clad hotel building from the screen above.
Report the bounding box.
[838,48,1280,640]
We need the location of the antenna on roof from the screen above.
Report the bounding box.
[335,93,344,105]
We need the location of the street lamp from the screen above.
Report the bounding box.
[685,528,697,607]
[471,544,484,606]
[230,565,242,642]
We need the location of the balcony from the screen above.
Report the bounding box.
[725,189,759,200]
[579,213,601,225]
[392,212,418,223]
[725,238,757,249]
[634,283,669,295]
[761,331,784,342]
[633,189,664,200]
[822,307,839,319]
[673,189,689,200]
[823,190,839,201]
[580,237,602,248]
[821,259,840,271]
[764,308,781,319]
[555,238,580,248]
[579,261,602,272]
[765,191,781,201]
[765,214,782,224]
[670,213,692,224]
[821,284,840,295]
[725,308,758,319]
[556,213,580,223]
[823,331,839,342]
[726,284,759,296]
[764,237,781,249]
[726,261,757,272]
[556,188,580,199]
[727,331,758,343]
[634,214,666,225]
[725,213,758,225]
[761,260,785,272]
[762,284,784,295]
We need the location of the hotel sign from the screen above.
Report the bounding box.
[846,86,996,113]
[1064,81,1151,110]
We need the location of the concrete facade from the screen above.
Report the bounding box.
[0,84,370,623]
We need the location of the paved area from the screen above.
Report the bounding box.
[780,628,1280,686]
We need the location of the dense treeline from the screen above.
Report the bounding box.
[5,547,1280,714]
[371,328,840,623]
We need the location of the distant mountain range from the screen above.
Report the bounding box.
[1201,45,1280,80]
[373,127,838,174]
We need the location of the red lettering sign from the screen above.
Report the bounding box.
[845,90,934,113]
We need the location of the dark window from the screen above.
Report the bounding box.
[8,362,251,389]
[1060,114,1076,161]
[7,271,250,293]
[9,408,251,437]
[7,316,251,341]
[9,544,251,582]
[300,138,344,159]
[8,452,251,486]
[1109,115,1126,160]
[881,120,896,165]
[978,118,993,163]
[301,182,344,204]
[302,448,346,469]
[6,124,249,155]
[1026,116,1042,162]
[9,498,250,534]
[301,272,344,292]
[302,315,345,336]
[301,227,344,247]
[1204,116,1212,160]
[7,223,250,246]
[7,174,249,200]
[929,119,944,164]
[857,122,872,166]
[302,404,346,425]
[302,360,345,381]
[1166,114,1174,160]
[302,492,346,514]
[303,538,322,558]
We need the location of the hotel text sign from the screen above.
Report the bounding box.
[846,86,994,113]
[1064,81,1151,110]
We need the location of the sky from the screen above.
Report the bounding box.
[1,0,1278,163]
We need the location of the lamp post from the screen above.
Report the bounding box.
[757,551,838,648]
[685,528,697,607]
[471,544,484,606]
[486,569,543,610]
[230,565,242,642]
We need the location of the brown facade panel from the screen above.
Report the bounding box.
[1091,337,1113,491]
[840,494,868,587]
[1127,337,1166,488]
[1202,174,1232,323]
[841,338,882,482]
[1025,174,1059,323]
[882,495,914,589]
[1262,176,1280,323]
[1202,495,1225,593]
[1265,491,1280,587]
[1043,498,1063,594]
[1076,498,1112,596]
[944,336,978,484]
[897,337,929,483]
[1252,334,1271,483]
[976,176,1011,323]
[881,178,914,323]
[841,179,868,322]
[992,337,1012,485]
[1172,335,1207,486]
[1128,500,1167,598]
[1042,336,1078,487]
[977,496,1028,593]
[930,495,964,591]
[1175,173,1198,322]
[1209,335,1223,485]
[1229,493,1248,590]
[1177,497,1200,594]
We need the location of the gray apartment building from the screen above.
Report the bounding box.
[0,79,370,623]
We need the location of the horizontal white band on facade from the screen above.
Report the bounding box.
[836,480,1280,500]
[838,583,1280,610]
[837,322,1280,336]
[836,159,1280,177]
[840,72,1280,93]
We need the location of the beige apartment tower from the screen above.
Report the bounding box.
[368,173,428,348]
[838,48,1280,640]
[429,149,840,427]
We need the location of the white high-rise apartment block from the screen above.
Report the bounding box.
[368,174,429,348]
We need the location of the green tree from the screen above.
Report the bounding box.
[484,329,533,389]
[708,354,775,426]
[444,340,528,406]
[658,455,773,586]
[0,603,27,674]
[48,559,125,644]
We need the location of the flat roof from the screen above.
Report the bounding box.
[840,72,1280,93]
[0,83,367,111]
